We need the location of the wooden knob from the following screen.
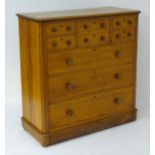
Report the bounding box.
[116,21,121,26]
[114,97,121,104]
[127,32,132,37]
[100,36,105,41]
[66,26,71,31]
[100,23,105,28]
[83,24,88,29]
[115,34,120,39]
[51,41,57,47]
[66,109,74,116]
[66,58,73,65]
[66,82,74,90]
[66,40,72,46]
[51,27,57,32]
[128,20,132,25]
[84,38,89,43]
[114,73,121,79]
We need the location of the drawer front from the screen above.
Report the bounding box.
[95,64,134,89]
[47,35,76,50]
[111,15,137,30]
[77,17,110,32]
[49,87,134,130]
[111,29,136,44]
[48,64,134,103]
[45,21,75,36]
[48,69,94,103]
[94,44,135,66]
[47,44,135,74]
[77,31,110,47]
[47,48,92,74]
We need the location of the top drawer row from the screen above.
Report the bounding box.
[45,15,137,36]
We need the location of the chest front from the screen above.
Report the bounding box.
[18,7,140,146]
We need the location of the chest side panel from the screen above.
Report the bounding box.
[19,17,48,132]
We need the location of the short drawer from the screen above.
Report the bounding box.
[49,87,134,130]
[47,48,92,74]
[45,21,75,36]
[47,35,76,50]
[47,44,135,74]
[48,64,134,103]
[77,17,110,33]
[111,29,136,44]
[94,44,135,66]
[77,31,110,47]
[111,15,137,30]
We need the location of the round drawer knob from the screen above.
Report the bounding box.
[114,97,121,104]
[128,20,132,25]
[100,36,105,41]
[84,38,89,43]
[66,40,72,46]
[51,27,57,32]
[51,41,57,47]
[116,21,121,26]
[66,58,73,65]
[83,24,88,29]
[66,109,74,116]
[114,50,121,58]
[115,34,120,39]
[114,73,121,79]
[66,82,74,90]
[100,23,105,28]
[66,26,71,31]
[127,32,132,37]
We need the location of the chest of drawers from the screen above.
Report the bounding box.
[17,7,140,146]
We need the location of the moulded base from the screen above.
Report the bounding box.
[22,108,137,146]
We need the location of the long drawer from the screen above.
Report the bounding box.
[47,44,135,74]
[49,87,134,130]
[48,64,134,103]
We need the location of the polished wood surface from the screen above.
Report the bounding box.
[18,7,140,146]
[47,44,135,74]
[48,64,134,103]
[49,87,134,130]
[19,18,48,132]
[17,7,140,21]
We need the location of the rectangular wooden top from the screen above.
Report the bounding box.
[17,7,140,21]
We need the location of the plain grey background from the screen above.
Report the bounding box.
[6,0,150,155]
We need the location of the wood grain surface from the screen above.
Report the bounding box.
[18,7,140,146]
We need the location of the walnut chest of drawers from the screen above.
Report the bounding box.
[17,7,140,146]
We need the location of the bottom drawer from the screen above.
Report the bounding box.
[49,87,134,130]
